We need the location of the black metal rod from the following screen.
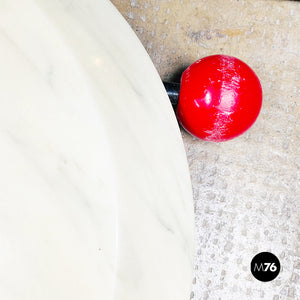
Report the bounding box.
[163,82,180,108]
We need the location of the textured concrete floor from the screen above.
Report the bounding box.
[111,1,300,299]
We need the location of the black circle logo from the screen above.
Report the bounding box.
[251,252,280,282]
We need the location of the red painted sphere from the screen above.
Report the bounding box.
[177,55,263,142]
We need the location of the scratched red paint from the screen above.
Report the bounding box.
[177,55,263,142]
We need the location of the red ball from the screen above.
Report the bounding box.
[177,55,263,142]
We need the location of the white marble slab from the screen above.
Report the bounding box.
[0,1,194,299]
